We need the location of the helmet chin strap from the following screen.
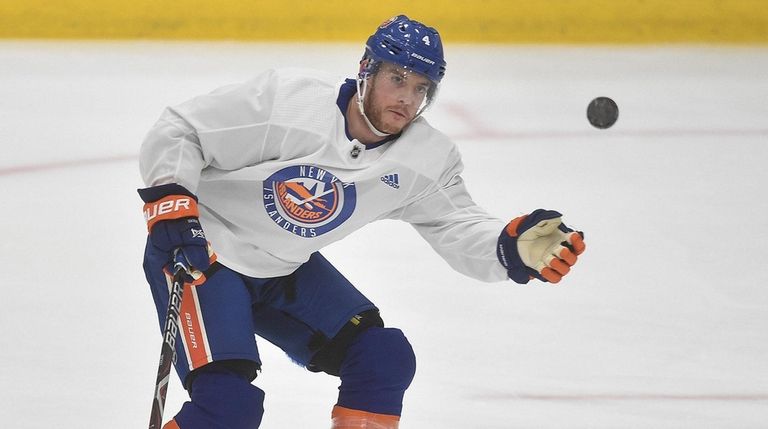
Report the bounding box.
[355,77,392,138]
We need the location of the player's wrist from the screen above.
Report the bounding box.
[138,183,197,203]
[497,225,539,284]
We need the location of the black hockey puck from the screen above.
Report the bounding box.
[587,97,619,129]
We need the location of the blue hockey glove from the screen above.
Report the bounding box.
[497,209,585,284]
[138,183,213,275]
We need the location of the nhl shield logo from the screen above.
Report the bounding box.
[263,165,356,237]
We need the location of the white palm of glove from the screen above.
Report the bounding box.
[517,217,579,278]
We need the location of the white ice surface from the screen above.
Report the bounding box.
[1,41,767,428]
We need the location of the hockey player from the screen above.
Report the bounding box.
[139,14,585,429]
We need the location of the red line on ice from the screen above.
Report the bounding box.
[0,154,137,177]
[441,101,768,140]
[2,119,767,177]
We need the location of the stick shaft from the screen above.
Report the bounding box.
[148,265,186,429]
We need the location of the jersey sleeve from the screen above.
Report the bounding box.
[139,69,280,192]
[388,147,509,283]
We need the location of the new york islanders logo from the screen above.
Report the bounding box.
[263,165,356,238]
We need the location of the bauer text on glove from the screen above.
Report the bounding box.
[138,183,214,273]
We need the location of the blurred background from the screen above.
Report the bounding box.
[1,1,767,428]
[2,0,767,43]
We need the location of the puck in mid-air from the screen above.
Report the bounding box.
[587,97,619,129]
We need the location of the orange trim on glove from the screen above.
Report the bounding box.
[571,232,586,255]
[504,214,527,237]
[162,419,181,429]
[143,195,199,232]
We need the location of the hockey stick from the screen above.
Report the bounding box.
[148,252,189,429]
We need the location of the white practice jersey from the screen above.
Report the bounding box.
[140,68,508,282]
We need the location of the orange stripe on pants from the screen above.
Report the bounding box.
[179,283,212,370]
[164,270,213,372]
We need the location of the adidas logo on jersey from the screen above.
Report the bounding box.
[380,173,400,189]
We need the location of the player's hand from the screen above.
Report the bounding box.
[497,209,585,284]
[138,183,214,275]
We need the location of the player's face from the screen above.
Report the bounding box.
[364,63,432,134]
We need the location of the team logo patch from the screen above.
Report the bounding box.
[263,165,356,238]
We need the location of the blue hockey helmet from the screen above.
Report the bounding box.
[360,15,447,84]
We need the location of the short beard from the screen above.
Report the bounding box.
[363,79,401,135]
[363,82,386,133]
